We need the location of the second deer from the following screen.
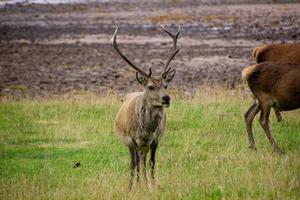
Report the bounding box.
[243,61,300,153]
[251,43,300,122]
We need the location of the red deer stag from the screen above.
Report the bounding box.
[113,25,180,190]
[252,43,300,122]
[243,62,300,153]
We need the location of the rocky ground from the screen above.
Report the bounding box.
[0,1,299,97]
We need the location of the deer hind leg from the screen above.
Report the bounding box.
[128,145,137,191]
[275,110,283,123]
[259,104,283,153]
[149,141,158,183]
[244,102,261,150]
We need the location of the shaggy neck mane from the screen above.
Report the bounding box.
[136,94,164,135]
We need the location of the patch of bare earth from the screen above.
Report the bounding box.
[0,2,299,97]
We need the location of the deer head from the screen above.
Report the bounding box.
[112,25,180,107]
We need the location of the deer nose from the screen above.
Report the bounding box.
[162,95,170,103]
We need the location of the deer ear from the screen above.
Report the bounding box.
[136,72,148,85]
[163,69,176,83]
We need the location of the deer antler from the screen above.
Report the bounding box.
[161,48,180,76]
[159,24,180,50]
[112,27,150,78]
[160,24,181,76]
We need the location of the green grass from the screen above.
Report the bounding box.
[0,89,299,199]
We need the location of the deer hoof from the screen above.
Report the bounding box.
[273,147,284,154]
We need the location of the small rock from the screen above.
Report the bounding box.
[73,162,81,168]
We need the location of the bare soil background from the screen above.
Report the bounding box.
[0,1,299,97]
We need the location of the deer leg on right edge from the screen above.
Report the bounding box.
[275,110,283,123]
[259,105,283,154]
[129,145,137,191]
[244,102,261,150]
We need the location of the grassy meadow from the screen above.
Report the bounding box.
[0,88,299,199]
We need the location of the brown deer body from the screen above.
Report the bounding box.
[252,43,300,64]
[243,62,300,152]
[252,43,300,122]
[113,25,180,190]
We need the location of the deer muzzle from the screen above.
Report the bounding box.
[162,95,171,107]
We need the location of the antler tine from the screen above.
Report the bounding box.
[112,27,149,77]
[159,24,180,50]
[160,24,181,76]
[148,68,152,77]
[161,48,180,76]
[162,68,175,78]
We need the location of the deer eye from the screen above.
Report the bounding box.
[164,85,168,89]
[148,85,155,91]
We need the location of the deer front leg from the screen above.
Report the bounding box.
[244,102,261,150]
[140,150,148,185]
[259,105,283,153]
[128,145,137,191]
[136,150,140,183]
[149,141,158,182]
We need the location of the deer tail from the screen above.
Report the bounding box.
[242,64,256,86]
